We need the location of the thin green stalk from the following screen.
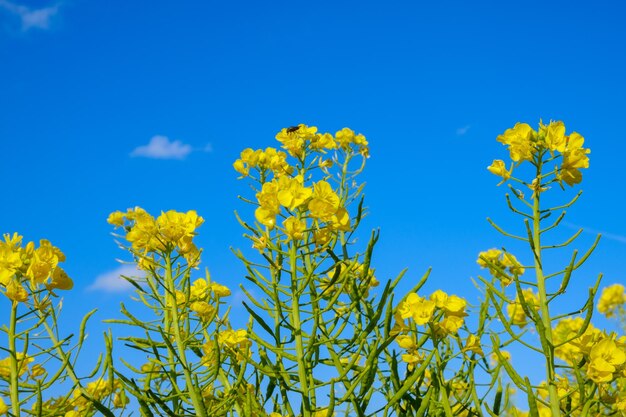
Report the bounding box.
[289,242,311,416]
[164,252,208,417]
[531,155,561,416]
[9,301,20,417]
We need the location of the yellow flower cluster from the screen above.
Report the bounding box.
[0,353,33,378]
[70,378,127,413]
[233,147,293,178]
[273,124,369,159]
[598,284,626,318]
[506,288,539,327]
[489,120,590,186]
[395,290,468,340]
[253,174,350,244]
[430,290,469,335]
[108,207,203,264]
[552,316,626,384]
[477,249,524,285]
[0,233,73,303]
[188,277,230,321]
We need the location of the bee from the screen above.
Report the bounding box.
[286,125,300,133]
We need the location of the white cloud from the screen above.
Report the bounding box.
[130,135,193,160]
[0,0,59,31]
[456,125,471,136]
[87,264,145,293]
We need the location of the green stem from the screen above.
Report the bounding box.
[532,156,561,417]
[164,252,208,417]
[9,301,20,417]
[289,243,311,416]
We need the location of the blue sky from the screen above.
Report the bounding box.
[1,0,625,387]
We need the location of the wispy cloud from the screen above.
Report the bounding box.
[87,264,145,293]
[563,222,626,244]
[130,135,212,160]
[0,0,59,31]
[131,135,193,160]
[456,125,471,136]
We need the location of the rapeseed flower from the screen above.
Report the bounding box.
[598,284,626,318]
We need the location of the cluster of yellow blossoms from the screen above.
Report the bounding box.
[234,147,292,178]
[506,288,539,327]
[395,290,469,365]
[233,125,370,253]
[252,172,349,240]
[274,124,369,159]
[0,233,73,303]
[234,125,369,179]
[477,248,524,285]
[488,120,590,186]
[598,284,626,318]
[107,207,204,266]
[553,317,625,384]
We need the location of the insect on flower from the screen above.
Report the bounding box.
[286,125,300,133]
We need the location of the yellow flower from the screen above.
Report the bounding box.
[330,207,351,231]
[507,288,539,327]
[553,317,602,364]
[29,364,46,379]
[477,249,524,284]
[47,267,73,291]
[276,175,312,210]
[598,284,626,318]
[587,337,626,383]
[441,295,467,317]
[113,390,129,408]
[311,132,337,150]
[190,278,209,300]
[218,329,250,350]
[401,353,422,365]
[487,159,511,182]
[255,181,280,228]
[496,123,536,162]
[0,236,23,286]
[125,208,159,251]
[4,279,28,302]
[397,293,436,325]
[0,397,8,415]
[308,181,340,221]
[540,120,567,152]
[312,408,332,417]
[438,315,465,334]
[26,240,64,285]
[313,226,333,247]
[189,301,215,322]
[106,211,125,227]
[430,290,448,308]
[335,128,369,156]
[462,335,484,356]
[275,124,317,158]
[559,132,590,186]
[0,353,34,378]
[395,335,416,350]
[490,350,511,365]
[156,210,204,244]
[210,282,231,297]
[283,216,307,241]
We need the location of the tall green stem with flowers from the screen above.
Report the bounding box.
[479,120,612,416]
